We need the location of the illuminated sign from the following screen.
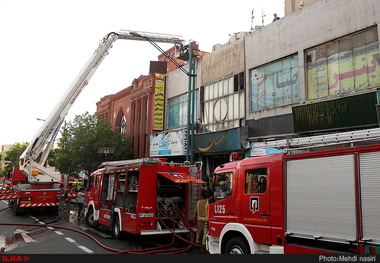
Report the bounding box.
[153,74,165,130]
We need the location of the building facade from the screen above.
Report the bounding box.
[284,0,319,15]
[97,0,380,179]
[97,74,156,159]
[245,0,380,141]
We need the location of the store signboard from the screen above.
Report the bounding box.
[250,142,284,156]
[153,74,165,130]
[194,128,240,153]
[150,129,187,157]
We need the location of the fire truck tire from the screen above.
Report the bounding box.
[112,215,123,240]
[225,237,250,254]
[85,207,99,228]
[14,207,19,215]
[9,199,20,216]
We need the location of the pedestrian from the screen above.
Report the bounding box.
[193,190,209,246]
[77,188,85,218]
[77,182,82,192]
[273,13,280,22]
[57,184,67,218]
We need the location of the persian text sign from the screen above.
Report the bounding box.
[251,55,300,111]
[153,74,165,130]
[307,48,380,99]
[250,142,284,156]
[194,128,240,153]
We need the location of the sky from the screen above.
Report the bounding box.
[0,0,285,146]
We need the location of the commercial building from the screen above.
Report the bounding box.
[97,0,380,179]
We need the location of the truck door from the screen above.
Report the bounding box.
[87,172,102,209]
[208,170,236,236]
[238,165,271,244]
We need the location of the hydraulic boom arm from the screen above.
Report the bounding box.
[19,30,184,183]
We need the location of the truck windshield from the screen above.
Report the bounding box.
[213,172,233,201]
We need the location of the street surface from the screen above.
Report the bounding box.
[0,200,208,255]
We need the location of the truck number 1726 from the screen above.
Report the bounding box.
[214,204,225,214]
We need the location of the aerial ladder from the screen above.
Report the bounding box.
[0,30,185,212]
[253,127,380,152]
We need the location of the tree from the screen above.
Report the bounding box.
[1,142,29,177]
[54,112,132,177]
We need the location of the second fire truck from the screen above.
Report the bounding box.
[206,128,380,254]
[84,158,204,238]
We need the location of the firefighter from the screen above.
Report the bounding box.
[193,190,209,245]
[57,184,68,218]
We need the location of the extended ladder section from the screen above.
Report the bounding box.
[19,30,184,183]
[101,158,162,169]
[261,128,380,150]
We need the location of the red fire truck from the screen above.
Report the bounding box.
[5,166,66,215]
[84,158,204,238]
[206,129,380,254]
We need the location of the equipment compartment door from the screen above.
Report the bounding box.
[237,165,271,244]
[286,154,357,243]
[98,209,111,226]
[359,151,380,245]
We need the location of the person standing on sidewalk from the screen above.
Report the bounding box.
[77,188,85,218]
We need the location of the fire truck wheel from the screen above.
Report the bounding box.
[225,237,250,254]
[112,215,123,239]
[12,200,20,216]
[85,207,99,228]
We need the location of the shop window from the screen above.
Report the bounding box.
[200,72,245,133]
[168,93,197,128]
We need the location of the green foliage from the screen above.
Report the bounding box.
[53,112,132,177]
[1,142,29,177]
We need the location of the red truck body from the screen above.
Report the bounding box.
[0,166,75,214]
[85,159,204,237]
[207,144,380,254]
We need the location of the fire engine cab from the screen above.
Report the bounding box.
[207,128,380,254]
[85,158,204,238]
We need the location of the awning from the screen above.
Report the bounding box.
[158,172,205,184]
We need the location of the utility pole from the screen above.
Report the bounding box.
[186,42,197,164]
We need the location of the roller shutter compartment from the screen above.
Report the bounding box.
[286,154,357,243]
[359,151,380,244]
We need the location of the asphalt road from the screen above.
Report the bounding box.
[0,200,121,254]
[0,200,208,256]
